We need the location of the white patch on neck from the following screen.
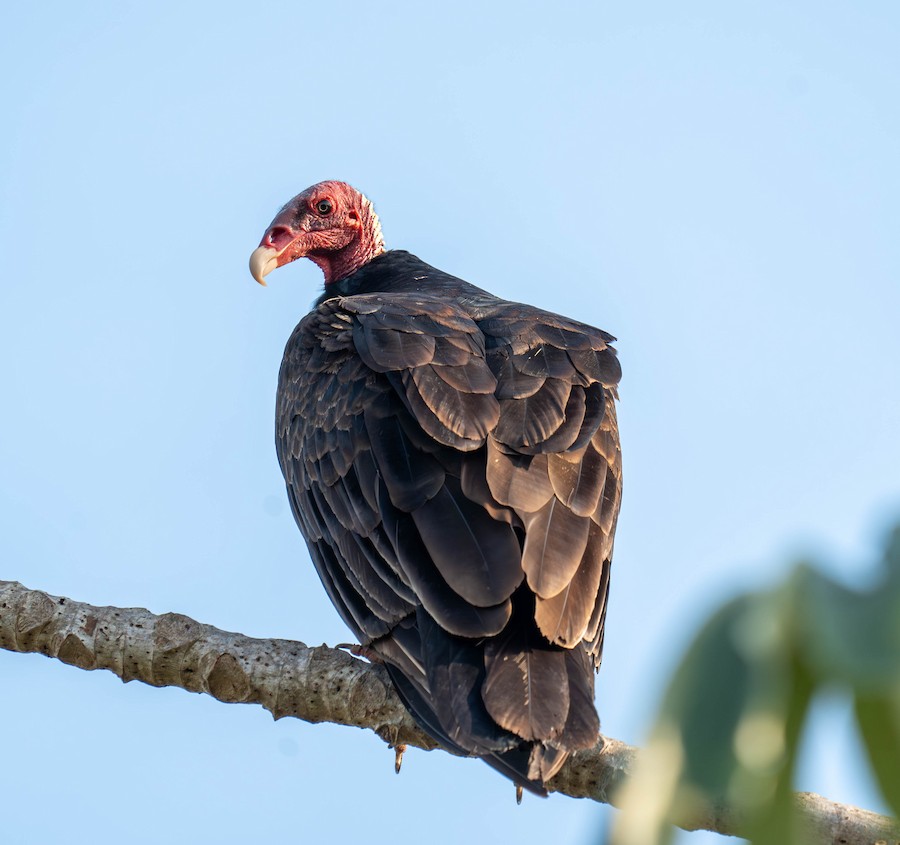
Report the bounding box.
[360,194,385,253]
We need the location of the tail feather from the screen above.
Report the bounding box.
[482,625,569,742]
[374,601,599,792]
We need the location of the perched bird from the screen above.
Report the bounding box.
[250,181,622,796]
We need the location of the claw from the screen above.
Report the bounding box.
[516,785,523,805]
[394,744,406,774]
[336,642,384,664]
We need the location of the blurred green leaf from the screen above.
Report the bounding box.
[612,590,805,844]
[741,657,814,845]
[794,565,900,689]
[883,525,900,583]
[856,692,900,818]
[611,521,900,844]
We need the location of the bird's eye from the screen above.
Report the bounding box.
[316,199,333,215]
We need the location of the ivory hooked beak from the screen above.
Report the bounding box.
[249,246,280,286]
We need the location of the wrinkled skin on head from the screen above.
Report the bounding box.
[250,180,385,286]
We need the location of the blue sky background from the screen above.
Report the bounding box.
[2,3,899,843]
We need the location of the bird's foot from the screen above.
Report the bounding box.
[515,785,524,805]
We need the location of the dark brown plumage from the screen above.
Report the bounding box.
[251,181,622,794]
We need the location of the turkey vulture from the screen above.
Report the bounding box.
[250,181,622,796]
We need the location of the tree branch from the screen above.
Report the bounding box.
[1,580,896,843]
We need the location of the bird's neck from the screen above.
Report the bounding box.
[314,203,385,284]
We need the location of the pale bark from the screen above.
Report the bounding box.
[1,579,897,844]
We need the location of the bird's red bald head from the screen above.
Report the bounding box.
[249,181,385,286]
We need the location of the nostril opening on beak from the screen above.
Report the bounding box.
[265,226,295,252]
